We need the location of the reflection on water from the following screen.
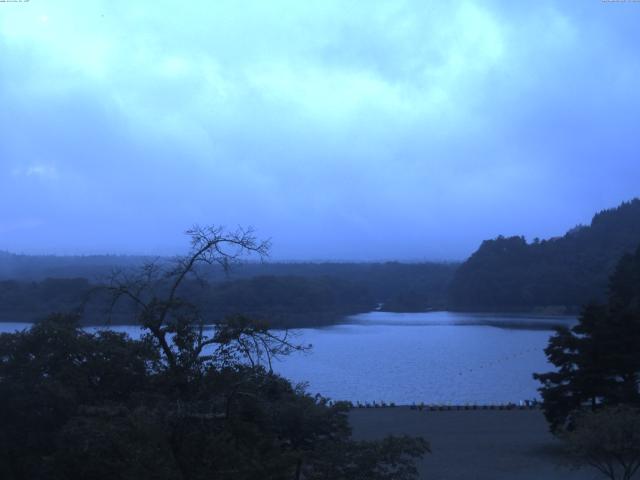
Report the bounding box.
[347,311,576,330]
[0,312,576,405]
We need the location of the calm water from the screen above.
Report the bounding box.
[0,312,575,405]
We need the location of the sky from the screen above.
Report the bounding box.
[1,0,639,261]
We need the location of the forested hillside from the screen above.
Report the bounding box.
[0,260,457,327]
[449,199,640,311]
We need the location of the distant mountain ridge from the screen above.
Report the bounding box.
[449,198,640,312]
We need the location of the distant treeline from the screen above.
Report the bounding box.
[449,198,640,312]
[0,252,149,282]
[3,198,640,322]
[0,262,457,327]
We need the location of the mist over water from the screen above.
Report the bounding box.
[348,311,576,330]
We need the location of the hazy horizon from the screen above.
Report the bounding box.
[2,1,639,260]
[0,196,632,262]
[0,196,635,262]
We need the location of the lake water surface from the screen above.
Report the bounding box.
[0,311,575,405]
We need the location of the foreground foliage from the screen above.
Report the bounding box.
[534,244,640,431]
[563,406,640,480]
[0,317,426,479]
[0,226,428,479]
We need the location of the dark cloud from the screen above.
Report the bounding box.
[1,1,639,259]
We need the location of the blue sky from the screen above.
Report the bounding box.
[1,0,639,260]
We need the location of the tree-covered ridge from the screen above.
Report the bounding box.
[0,276,371,327]
[449,199,640,311]
[0,263,457,327]
[0,252,151,282]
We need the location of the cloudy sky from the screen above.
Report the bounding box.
[1,1,639,260]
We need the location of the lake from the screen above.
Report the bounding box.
[0,311,575,405]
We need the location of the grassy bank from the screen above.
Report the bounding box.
[349,408,599,480]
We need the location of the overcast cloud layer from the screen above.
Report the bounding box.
[1,1,639,260]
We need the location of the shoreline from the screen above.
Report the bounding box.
[0,309,577,327]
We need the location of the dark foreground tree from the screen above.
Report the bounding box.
[534,245,640,431]
[563,406,640,480]
[0,226,429,480]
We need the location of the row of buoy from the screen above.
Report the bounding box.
[347,403,540,410]
[456,347,540,376]
[407,403,540,411]
[347,401,540,410]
